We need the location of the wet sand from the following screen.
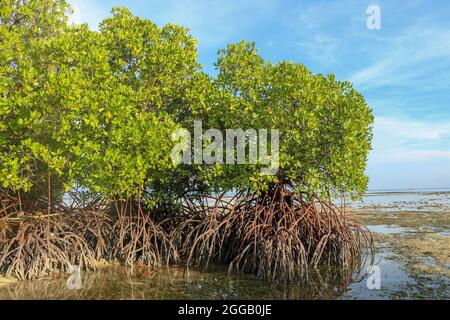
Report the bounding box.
[356,210,450,280]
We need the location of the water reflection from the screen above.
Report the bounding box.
[3,249,446,300]
[0,262,366,300]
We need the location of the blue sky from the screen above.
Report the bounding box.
[68,0,450,190]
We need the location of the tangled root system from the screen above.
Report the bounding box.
[0,213,96,280]
[1,186,373,282]
[0,194,176,279]
[109,200,177,267]
[178,185,373,281]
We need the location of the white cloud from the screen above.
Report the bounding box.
[386,150,450,161]
[67,0,110,30]
[376,116,450,141]
[294,33,340,64]
[370,116,450,163]
[67,0,279,47]
[291,1,352,65]
[349,22,450,89]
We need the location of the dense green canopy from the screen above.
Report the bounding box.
[1,1,373,205]
[203,42,374,198]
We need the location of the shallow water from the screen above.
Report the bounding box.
[0,249,448,300]
[347,190,450,212]
[367,225,410,235]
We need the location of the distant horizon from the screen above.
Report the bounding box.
[366,187,450,192]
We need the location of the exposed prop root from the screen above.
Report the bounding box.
[67,210,113,261]
[1,187,373,283]
[110,201,178,267]
[179,186,374,281]
[0,190,180,279]
[0,213,97,280]
[173,193,238,266]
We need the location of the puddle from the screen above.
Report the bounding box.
[343,251,411,299]
[367,225,409,235]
